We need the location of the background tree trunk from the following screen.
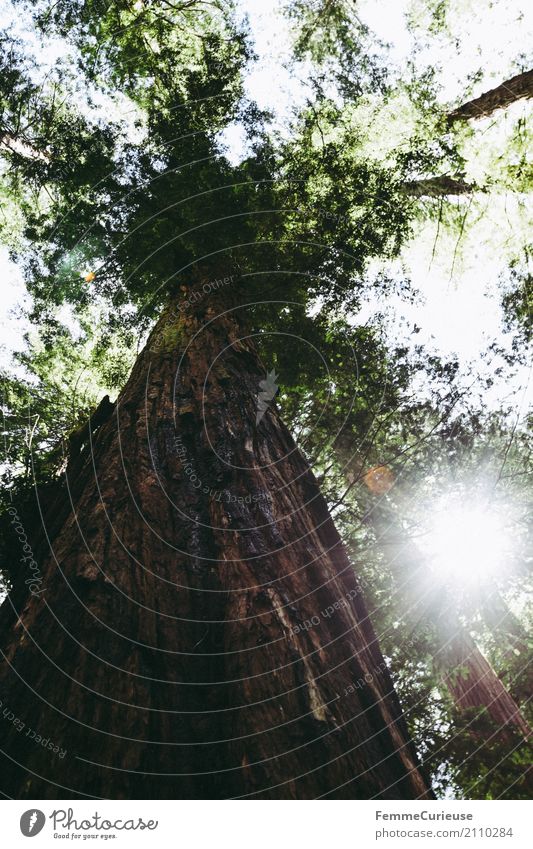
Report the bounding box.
[434,612,531,741]
[478,583,530,659]
[448,69,533,123]
[370,508,530,742]
[0,285,431,800]
[478,582,532,705]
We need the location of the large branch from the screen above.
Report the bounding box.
[448,69,533,124]
[0,133,50,162]
[402,176,479,198]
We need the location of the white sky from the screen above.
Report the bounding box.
[1,0,532,412]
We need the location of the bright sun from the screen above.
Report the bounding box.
[422,501,512,586]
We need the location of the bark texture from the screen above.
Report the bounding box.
[448,69,533,123]
[0,287,432,800]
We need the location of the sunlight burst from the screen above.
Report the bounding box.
[422,501,513,586]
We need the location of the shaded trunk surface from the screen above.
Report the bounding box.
[0,289,431,800]
[448,69,533,123]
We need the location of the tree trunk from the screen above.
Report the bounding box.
[370,508,530,741]
[478,583,530,656]
[448,69,533,124]
[464,583,531,707]
[435,612,531,741]
[0,284,431,800]
[402,176,478,198]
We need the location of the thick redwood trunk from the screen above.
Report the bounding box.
[448,69,533,123]
[0,287,431,800]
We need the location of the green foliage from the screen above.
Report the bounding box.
[286,0,387,99]
[501,259,532,347]
[430,708,532,800]
[0,304,137,592]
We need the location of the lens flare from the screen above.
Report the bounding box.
[421,500,513,586]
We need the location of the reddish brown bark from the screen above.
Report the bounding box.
[0,285,431,799]
[477,582,532,703]
[435,613,531,741]
[448,69,533,123]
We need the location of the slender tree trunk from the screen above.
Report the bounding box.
[402,176,478,198]
[448,69,533,124]
[478,583,529,655]
[434,612,531,741]
[0,284,431,800]
[370,508,530,741]
[475,583,531,705]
